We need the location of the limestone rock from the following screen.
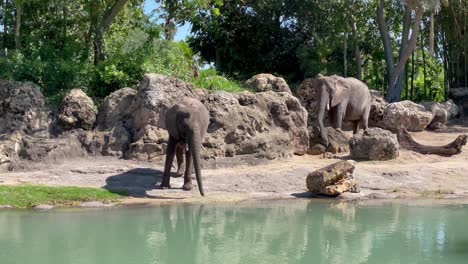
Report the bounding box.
[349,128,399,160]
[0,80,46,135]
[443,99,460,119]
[244,73,292,94]
[295,78,327,128]
[421,100,461,130]
[58,89,97,130]
[96,88,137,131]
[202,90,309,161]
[18,133,87,162]
[369,92,388,128]
[381,101,433,132]
[306,160,358,196]
[0,132,23,169]
[308,127,349,155]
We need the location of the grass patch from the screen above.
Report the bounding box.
[191,69,250,93]
[0,185,125,208]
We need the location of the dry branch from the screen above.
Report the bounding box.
[397,128,467,156]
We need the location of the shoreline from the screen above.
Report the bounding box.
[1,127,468,210]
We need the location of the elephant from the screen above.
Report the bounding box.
[160,97,210,196]
[315,74,372,146]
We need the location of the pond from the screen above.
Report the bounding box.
[1,200,468,264]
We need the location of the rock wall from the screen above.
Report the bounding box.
[0,74,310,170]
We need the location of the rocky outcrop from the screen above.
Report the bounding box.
[96,88,137,131]
[0,133,22,170]
[349,128,399,160]
[0,74,310,169]
[295,78,326,127]
[382,101,433,132]
[202,91,308,162]
[0,80,47,135]
[306,160,358,196]
[421,100,460,130]
[244,73,292,94]
[369,91,388,128]
[58,89,97,130]
[307,127,349,155]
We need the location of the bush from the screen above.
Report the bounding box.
[191,69,248,93]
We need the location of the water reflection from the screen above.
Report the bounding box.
[1,201,468,264]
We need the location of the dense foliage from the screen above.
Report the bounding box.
[0,0,466,103]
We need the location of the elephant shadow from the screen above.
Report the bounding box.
[104,168,179,198]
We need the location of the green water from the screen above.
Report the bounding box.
[1,200,468,264]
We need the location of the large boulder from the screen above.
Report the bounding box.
[202,91,309,161]
[368,90,388,128]
[349,128,399,161]
[443,100,460,119]
[380,101,433,132]
[0,132,23,170]
[307,127,349,155]
[58,89,97,130]
[306,160,358,196]
[0,80,46,135]
[96,88,137,131]
[421,100,460,130]
[244,74,292,94]
[295,78,326,127]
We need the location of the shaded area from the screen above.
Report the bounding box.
[104,168,165,198]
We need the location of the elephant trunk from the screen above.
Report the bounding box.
[318,86,329,146]
[189,130,205,196]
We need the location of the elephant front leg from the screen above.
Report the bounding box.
[160,137,176,189]
[175,143,185,178]
[182,146,194,191]
[334,104,346,131]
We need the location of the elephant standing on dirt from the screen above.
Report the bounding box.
[160,97,210,196]
[315,74,372,146]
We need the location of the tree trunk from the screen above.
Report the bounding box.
[348,13,361,80]
[411,50,415,100]
[420,27,427,99]
[429,11,435,57]
[92,0,129,65]
[344,32,347,78]
[397,128,467,156]
[14,1,20,49]
[387,2,425,102]
[3,0,7,52]
[376,0,394,92]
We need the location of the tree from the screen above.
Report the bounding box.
[380,0,442,102]
[89,0,131,65]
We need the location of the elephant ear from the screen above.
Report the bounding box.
[330,76,351,107]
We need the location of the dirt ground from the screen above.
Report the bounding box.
[1,123,468,205]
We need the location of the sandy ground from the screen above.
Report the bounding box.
[1,124,468,206]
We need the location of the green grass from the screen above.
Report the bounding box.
[0,185,125,208]
[191,69,250,93]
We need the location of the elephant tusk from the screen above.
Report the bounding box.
[326,103,330,111]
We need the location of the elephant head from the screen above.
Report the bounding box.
[316,74,351,145]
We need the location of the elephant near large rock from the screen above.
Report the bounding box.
[315,74,372,146]
[160,97,210,196]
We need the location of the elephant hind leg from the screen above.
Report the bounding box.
[353,121,360,134]
[360,106,370,132]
